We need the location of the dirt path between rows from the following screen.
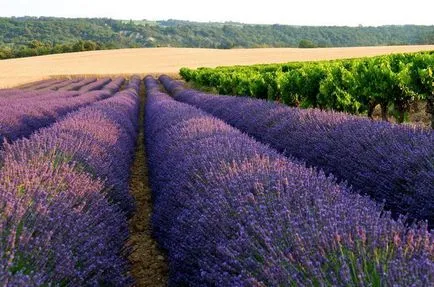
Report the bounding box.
[128,82,168,286]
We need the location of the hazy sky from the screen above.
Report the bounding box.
[2,0,434,26]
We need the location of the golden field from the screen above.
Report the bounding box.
[1,45,434,88]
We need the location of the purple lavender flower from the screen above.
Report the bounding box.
[0,154,131,285]
[0,77,141,285]
[159,75,434,226]
[18,78,68,90]
[146,76,434,286]
[78,78,112,93]
[103,77,126,94]
[0,88,115,145]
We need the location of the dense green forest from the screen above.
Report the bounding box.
[1,17,434,59]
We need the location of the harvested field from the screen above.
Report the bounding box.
[1,45,434,88]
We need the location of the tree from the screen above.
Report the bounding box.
[0,46,13,59]
[72,40,85,52]
[298,39,317,48]
[83,40,98,51]
[27,40,45,49]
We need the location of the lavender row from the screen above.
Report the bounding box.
[0,80,140,285]
[0,90,80,106]
[0,78,120,104]
[57,78,97,91]
[29,79,69,90]
[20,79,66,90]
[17,78,53,89]
[103,77,126,93]
[36,79,69,90]
[0,90,112,145]
[0,80,77,100]
[125,76,141,91]
[41,78,82,91]
[79,78,112,93]
[145,76,433,286]
[6,78,87,96]
[160,75,434,225]
[0,89,52,101]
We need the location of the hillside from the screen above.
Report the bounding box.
[1,45,434,88]
[1,17,434,59]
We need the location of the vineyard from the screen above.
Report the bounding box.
[180,51,434,127]
[0,69,433,285]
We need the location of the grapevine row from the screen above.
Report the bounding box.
[180,51,434,127]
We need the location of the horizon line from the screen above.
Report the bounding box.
[1,15,433,28]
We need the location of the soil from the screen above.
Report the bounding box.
[371,101,431,128]
[127,82,168,286]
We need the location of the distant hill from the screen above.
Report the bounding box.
[1,17,434,59]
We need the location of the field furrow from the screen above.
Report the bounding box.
[127,79,168,286]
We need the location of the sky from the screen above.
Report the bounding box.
[2,0,434,26]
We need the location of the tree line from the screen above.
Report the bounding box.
[1,17,434,59]
[0,39,116,59]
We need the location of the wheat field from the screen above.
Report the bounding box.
[1,45,434,88]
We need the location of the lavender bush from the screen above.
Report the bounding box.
[0,78,141,284]
[126,76,141,91]
[0,90,80,105]
[160,75,434,226]
[0,90,58,102]
[0,154,131,285]
[57,78,97,91]
[20,79,67,90]
[2,84,139,212]
[146,76,433,286]
[103,77,126,93]
[34,79,69,90]
[0,90,112,145]
[0,79,81,100]
[45,78,83,91]
[79,78,112,93]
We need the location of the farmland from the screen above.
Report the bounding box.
[0,77,139,284]
[145,76,434,286]
[180,51,434,127]
[2,45,434,88]
[0,49,433,285]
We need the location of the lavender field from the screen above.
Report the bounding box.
[0,75,433,286]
